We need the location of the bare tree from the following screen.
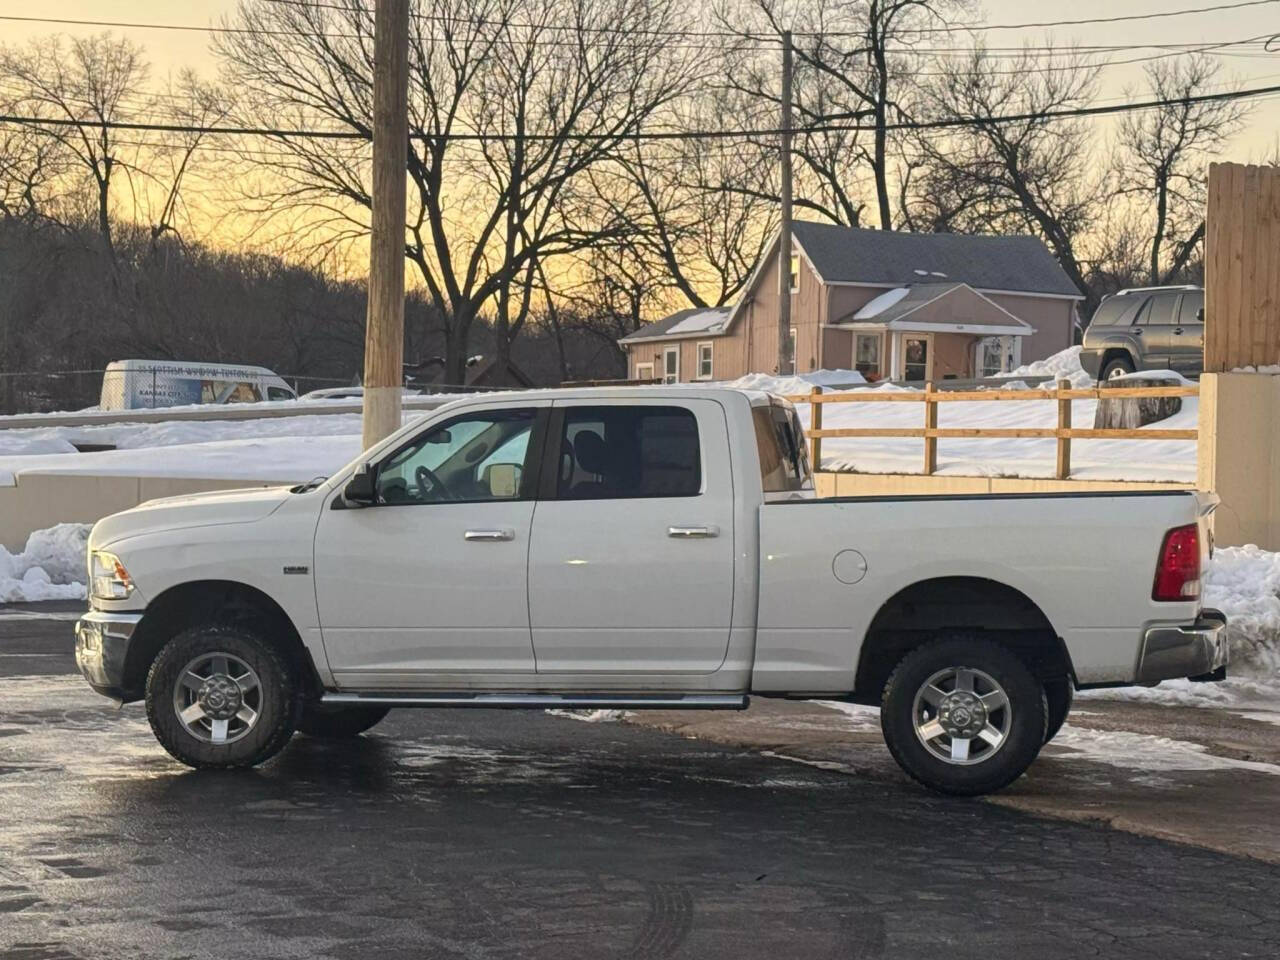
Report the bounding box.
[719,0,967,230]
[590,101,777,312]
[138,71,232,249]
[218,0,700,383]
[1114,55,1249,285]
[907,45,1100,310]
[0,91,64,223]
[1,33,150,258]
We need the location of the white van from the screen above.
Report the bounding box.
[99,360,298,411]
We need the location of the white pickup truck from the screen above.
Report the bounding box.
[75,386,1227,795]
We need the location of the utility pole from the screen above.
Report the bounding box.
[362,0,410,451]
[777,29,795,376]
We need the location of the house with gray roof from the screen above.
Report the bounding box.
[620,222,1083,384]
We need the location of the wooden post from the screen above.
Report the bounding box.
[1205,163,1280,372]
[776,30,794,376]
[1055,377,1071,480]
[809,386,822,470]
[923,381,937,475]
[362,0,410,451]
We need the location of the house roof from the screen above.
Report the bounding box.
[620,306,732,344]
[835,282,1035,336]
[790,221,1083,298]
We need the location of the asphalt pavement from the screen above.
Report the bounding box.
[2,605,1280,959]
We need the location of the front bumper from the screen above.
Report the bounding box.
[1136,608,1229,683]
[1078,347,1104,379]
[75,610,144,701]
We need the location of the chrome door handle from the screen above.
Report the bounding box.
[668,525,719,538]
[464,528,515,542]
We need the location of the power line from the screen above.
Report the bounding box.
[0,12,775,53]
[260,0,1280,40]
[894,0,1280,35]
[3,80,1279,142]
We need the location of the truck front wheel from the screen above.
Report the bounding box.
[880,637,1047,796]
[145,624,299,769]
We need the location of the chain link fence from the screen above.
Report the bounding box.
[0,366,515,416]
[0,368,357,416]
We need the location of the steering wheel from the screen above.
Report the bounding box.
[413,464,454,501]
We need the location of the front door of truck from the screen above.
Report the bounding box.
[314,402,549,685]
[526,399,735,674]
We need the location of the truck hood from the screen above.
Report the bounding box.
[90,485,294,549]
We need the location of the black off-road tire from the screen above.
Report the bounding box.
[1100,355,1135,381]
[1043,676,1074,744]
[880,636,1048,797]
[145,624,299,769]
[297,705,390,739]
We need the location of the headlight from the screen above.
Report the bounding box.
[90,551,134,601]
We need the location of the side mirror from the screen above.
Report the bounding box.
[1196,307,1205,323]
[343,462,377,506]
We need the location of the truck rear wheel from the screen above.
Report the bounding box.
[297,705,390,738]
[145,624,299,769]
[880,637,1047,796]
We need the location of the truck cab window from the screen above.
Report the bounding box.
[753,404,813,493]
[554,406,700,499]
[375,409,536,504]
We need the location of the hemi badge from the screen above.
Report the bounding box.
[283,565,310,575]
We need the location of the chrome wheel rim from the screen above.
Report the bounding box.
[912,666,1012,766]
[1107,365,1128,380]
[172,651,262,745]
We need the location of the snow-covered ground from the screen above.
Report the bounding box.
[735,347,1197,483]
[0,346,1195,484]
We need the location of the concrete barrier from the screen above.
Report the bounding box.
[0,473,284,551]
[0,395,453,431]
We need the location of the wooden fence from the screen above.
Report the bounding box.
[784,378,1199,480]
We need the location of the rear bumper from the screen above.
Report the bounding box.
[1136,608,1228,683]
[74,610,144,701]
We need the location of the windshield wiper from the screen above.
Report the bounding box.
[291,476,328,494]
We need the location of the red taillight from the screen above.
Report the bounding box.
[1153,524,1201,602]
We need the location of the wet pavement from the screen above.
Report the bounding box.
[3,606,1280,959]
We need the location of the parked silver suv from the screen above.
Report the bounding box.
[1079,285,1204,381]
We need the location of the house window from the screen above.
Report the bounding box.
[634,361,654,381]
[902,336,930,382]
[786,326,798,371]
[977,337,1019,378]
[789,255,799,293]
[663,346,679,384]
[854,334,881,379]
[696,342,713,380]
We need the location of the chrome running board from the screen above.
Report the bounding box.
[321,692,748,710]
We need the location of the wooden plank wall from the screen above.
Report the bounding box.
[1205,163,1280,372]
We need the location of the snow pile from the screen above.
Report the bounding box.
[545,709,629,723]
[0,523,90,602]
[1205,544,1280,674]
[1003,345,1092,388]
[728,369,867,396]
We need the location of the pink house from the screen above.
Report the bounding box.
[621,222,1083,383]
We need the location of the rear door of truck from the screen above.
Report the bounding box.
[526,397,737,674]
